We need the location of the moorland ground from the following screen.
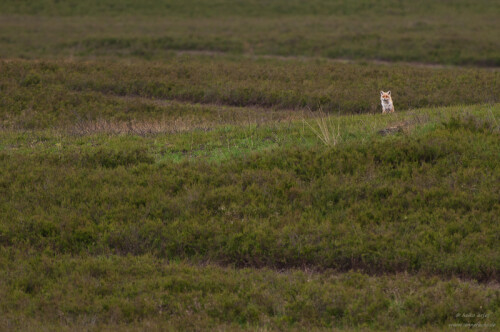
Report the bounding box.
[0,1,499,331]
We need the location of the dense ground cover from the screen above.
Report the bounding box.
[0,1,499,65]
[1,253,499,331]
[1,1,500,330]
[2,0,497,17]
[1,87,499,327]
[1,104,499,330]
[1,58,499,130]
[1,104,499,277]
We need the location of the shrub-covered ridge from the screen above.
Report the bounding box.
[1,105,499,282]
[1,58,499,130]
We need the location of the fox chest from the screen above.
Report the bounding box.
[381,99,393,110]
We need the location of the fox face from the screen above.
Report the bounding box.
[380,91,394,114]
[380,91,391,102]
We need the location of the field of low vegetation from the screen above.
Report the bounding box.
[1,0,500,66]
[1,1,499,331]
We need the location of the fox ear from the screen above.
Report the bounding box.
[388,91,391,95]
[380,91,384,95]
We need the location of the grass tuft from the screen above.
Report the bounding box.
[304,109,342,146]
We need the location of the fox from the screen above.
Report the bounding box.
[380,91,395,114]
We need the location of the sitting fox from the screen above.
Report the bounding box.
[380,91,394,114]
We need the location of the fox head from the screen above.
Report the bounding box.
[380,91,392,102]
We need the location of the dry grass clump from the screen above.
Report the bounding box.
[303,109,342,146]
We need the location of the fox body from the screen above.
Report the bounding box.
[380,91,394,114]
